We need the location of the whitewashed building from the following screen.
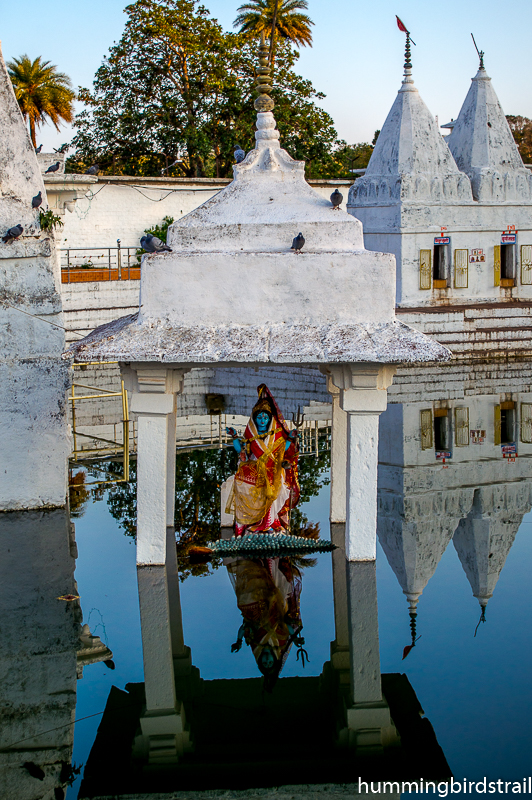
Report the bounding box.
[348,48,532,359]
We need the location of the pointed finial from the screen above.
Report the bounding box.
[254,31,274,113]
[471,33,485,70]
[396,17,416,83]
[404,32,412,76]
[402,609,421,660]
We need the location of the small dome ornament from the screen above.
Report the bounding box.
[254,31,275,113]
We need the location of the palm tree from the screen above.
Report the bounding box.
[7,55,76,148]
[234,0,313,64]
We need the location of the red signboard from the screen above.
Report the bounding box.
[501,234,516,244]
[434,237,450,245]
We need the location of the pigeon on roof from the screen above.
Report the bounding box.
[140,233,172,253]
[234,145,246,163]
[44,162,60,173]
[291,232,305,252]
[330,189,343,209]
[2,224,23,243]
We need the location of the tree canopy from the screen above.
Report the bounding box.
[506,115,532,164]
[234,0,313,65]
[8,55,75,148]
[67,0,342,179]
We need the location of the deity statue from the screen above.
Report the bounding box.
[226,384,300,536]
[227,555,307,692]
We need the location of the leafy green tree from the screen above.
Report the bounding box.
[506,115,532,164]
[8,55,75,148]
[234,0,313,65]
[66,0,339,179]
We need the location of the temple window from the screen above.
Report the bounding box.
[434,407,451,451]
[433,244,449,288]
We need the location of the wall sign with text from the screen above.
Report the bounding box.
[469,249,485,263]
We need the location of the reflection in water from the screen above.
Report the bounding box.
[0,510,80,799]
[5,362,532,796]
[78,522,451,797]
[227,556,306,691]
[378,366,532,649]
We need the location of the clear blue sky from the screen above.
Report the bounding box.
[3,0,531,152]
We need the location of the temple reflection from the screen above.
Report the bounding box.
[378,362,532,637]
[79,524,451,797]
[0,510,79,799]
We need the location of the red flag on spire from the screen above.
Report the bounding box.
[396,15,408,33]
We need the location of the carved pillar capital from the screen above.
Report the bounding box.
[121,363,189,396]
[321,364,396,414]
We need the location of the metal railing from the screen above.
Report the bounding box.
[70,363,130,484]
[61,240,140,282]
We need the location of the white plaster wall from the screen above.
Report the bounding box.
[141,250,396,328]
[0,242,70,510]
[55,178,351,251]
[352,202,532,307]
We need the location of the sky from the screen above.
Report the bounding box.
[3,0,532,153]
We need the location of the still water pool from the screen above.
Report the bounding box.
[2,363,532,799]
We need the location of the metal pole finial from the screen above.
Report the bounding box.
[471,33,485,70]
[254,30,275,112]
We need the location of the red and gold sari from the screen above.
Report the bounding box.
[226,385,300,535]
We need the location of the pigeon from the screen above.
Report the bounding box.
[22,762,45,781]
[44,161,60,173]
[291,232,305,253]
[234,145,246,164]
[32,191,42,209]
[35,144,43,154]
[140,233,172,253]
[2,224,23,243]
[330,188,343,210]
[85,164,99,175]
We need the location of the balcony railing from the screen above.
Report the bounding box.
[61,243,141,283]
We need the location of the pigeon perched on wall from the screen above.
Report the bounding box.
[234,145,246,164]
[44,162,60,173]
[330,188,343,210]
[2,224,23,243]
[85,164,99,175]
[140,233,172,253]
[32,191,42,209]
[35,144,43,154]
[291,232,305,253]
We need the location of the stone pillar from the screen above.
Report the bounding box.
[166,402,177,527]
[327,378,347,524]
[344,560,398,751]
[137,565,191,763]
[330,523,350,677]
[326,365,395,561]
[128,368,186,566]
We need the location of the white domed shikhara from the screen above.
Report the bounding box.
[447,63,532,203]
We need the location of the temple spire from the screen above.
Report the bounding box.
[254,31,274,113]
